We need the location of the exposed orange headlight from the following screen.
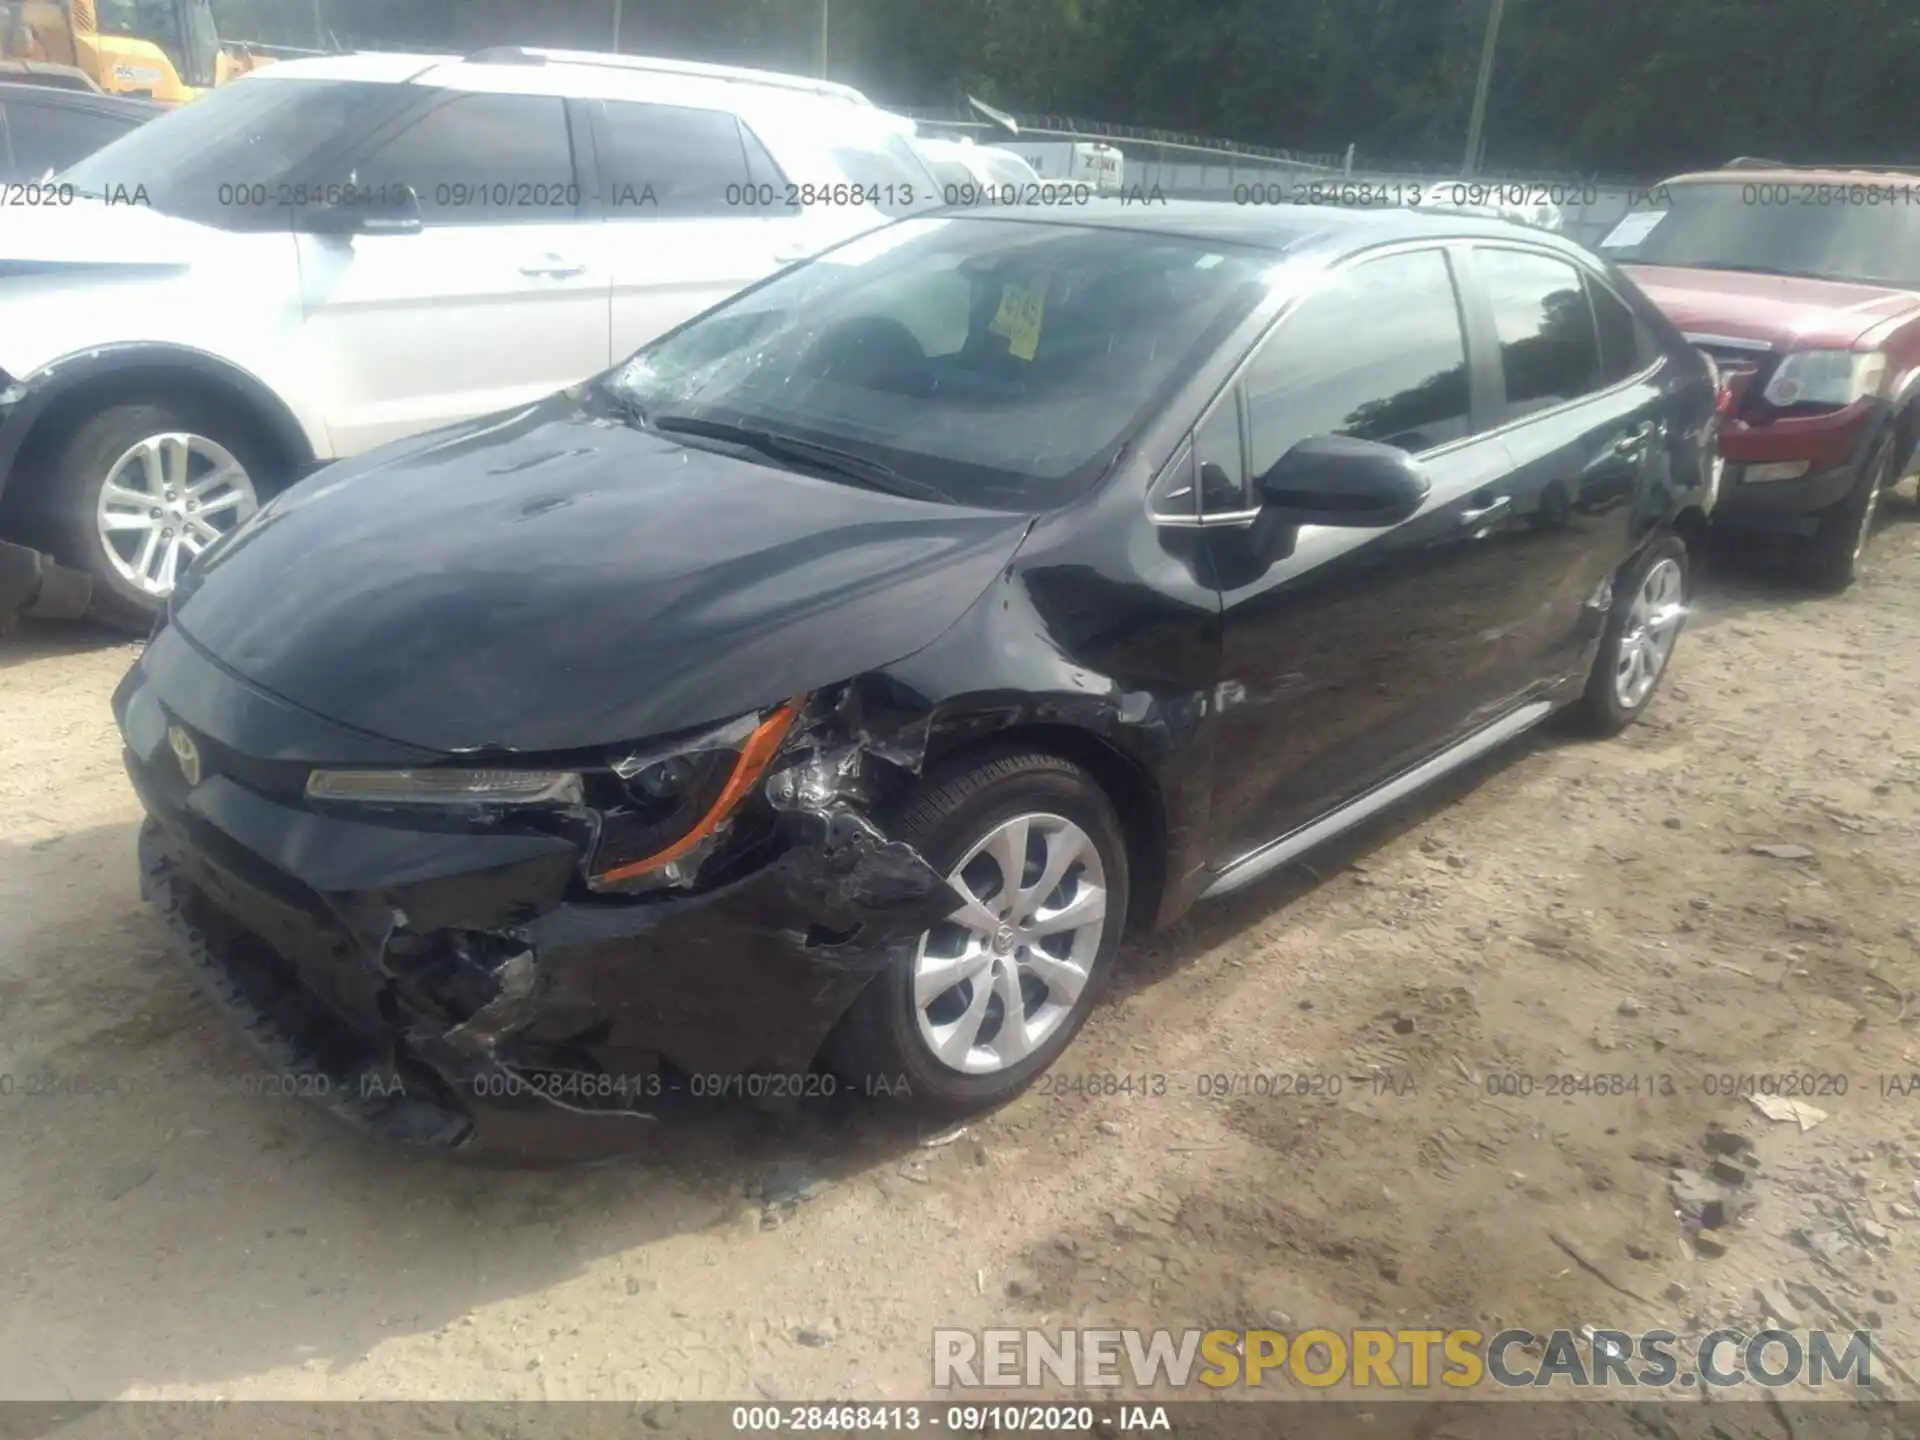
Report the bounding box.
[597,698,803,884]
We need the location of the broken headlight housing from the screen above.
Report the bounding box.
[303,696,806,895]
[589,697,805,893]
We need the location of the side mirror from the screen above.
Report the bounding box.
[305,186,424,237]
[1255,434,1431,528]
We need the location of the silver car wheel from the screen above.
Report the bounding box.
[1613,556,1686,710]
[913,812,1108,1076]
[95,432,258,597]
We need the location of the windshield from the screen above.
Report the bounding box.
[60,77,410,227]
[604,216,1270,510]
[1600,180,1920,288]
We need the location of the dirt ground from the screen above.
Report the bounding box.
[3,506,1919,1426]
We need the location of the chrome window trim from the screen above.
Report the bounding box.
[1148,238,1474,529]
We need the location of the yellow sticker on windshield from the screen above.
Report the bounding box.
[989,277,1049,361]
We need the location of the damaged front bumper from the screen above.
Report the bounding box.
[119,656,956,1161]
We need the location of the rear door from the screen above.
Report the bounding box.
[1455,244,1665,690]
[1199,245,1534,866]
[295,87,610,455]
[586,98,818,361]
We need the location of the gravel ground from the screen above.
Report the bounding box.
[2,509,1918,1423]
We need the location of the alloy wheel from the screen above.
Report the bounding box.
[912,812,1108,1075]
[1612,556,1686,710]
[95,432,258,597]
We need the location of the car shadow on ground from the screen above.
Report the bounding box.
[0,522,1888,1398]
[0,742,1583,1401]
[0,615,140,673]
[1685,482,1920,625]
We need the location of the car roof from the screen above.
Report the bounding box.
[1661,163,1920,186]
[0,80,164,117]
[248,48,874,110]
[934,198,1586,258]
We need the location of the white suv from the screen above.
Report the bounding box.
[0,47,941,624]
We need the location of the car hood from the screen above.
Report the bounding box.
[0,194,212,267]
[1622,263,1920,349]
[170,391,1035,755]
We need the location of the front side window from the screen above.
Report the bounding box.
[353,93,575,225]
[596,100,750,219]
[1242,248,1473,478]
[604,217,1271,510]
[1479,248,1604,420]
[60,76,411,228]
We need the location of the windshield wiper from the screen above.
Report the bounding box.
[651,415,945,502]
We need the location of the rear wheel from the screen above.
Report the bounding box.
[826,750,1129,1112]
[45,400,273,631]
[1793,433,1893,593]
[1571,535,1690,737]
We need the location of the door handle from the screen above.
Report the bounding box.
[773,245,816,265]
[1611,420,1659,457]
[1459,495,1511,528]
[519,256,587,278]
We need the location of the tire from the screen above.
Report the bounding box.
[1792,433,1893,593]
[825,749,1130,1113]
[43,398,276,632]
[1571,534,1690,737]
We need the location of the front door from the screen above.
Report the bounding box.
[296,89,610,456]
[1202,245,1535,867]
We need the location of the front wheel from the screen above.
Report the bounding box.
[825,750,1130,1112]
[1792,433,1893,593]
[1571,535,1690,737]
[45,400,272,631]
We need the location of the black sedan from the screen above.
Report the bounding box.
[114,202,1718,1157]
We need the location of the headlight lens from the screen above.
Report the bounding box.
[1763,350,1886,409]
[303,696,807,891]
[591,697,805,891]
[305,768,584,806]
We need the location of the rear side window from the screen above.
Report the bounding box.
[739,121,799,213]
[0,102,138,180]
[1242,247,1473,476]
[357,93,576,225]
[595,101,752,219]
[1478,248,1605,419]
[1588,274,1650,385]
[824,133,942,216]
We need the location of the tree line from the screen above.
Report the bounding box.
[211,0,1920,179]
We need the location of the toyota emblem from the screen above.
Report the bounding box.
[167,723,202,787]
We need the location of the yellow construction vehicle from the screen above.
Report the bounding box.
[0,0,282,103]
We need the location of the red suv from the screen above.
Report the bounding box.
[1602,160,1920,589]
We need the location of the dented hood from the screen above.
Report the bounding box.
[170,391,1033,755]
[1622,263,1920,350]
